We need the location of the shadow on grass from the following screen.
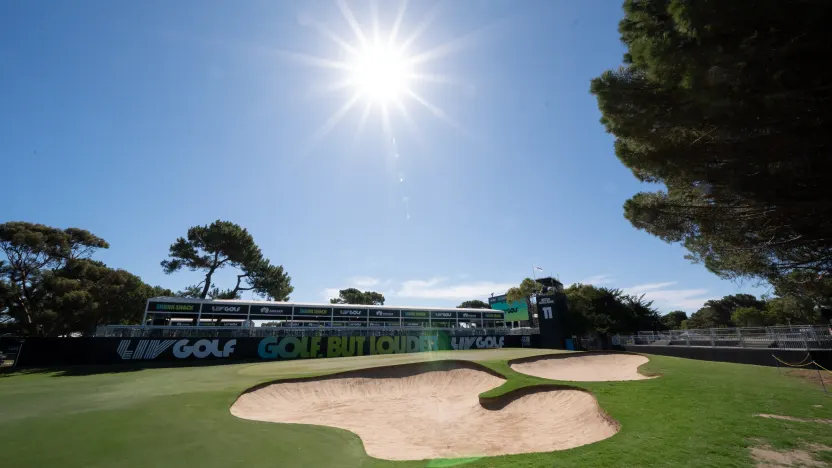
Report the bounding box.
[0,358,265,378]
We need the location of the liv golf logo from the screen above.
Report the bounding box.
[450,336,505,350]
[116,339,176,360]
[116,339,236,360]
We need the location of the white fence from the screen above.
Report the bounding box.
[614,325,832,351]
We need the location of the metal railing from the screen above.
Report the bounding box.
[615,325,832,350]
[0,336,23,366]
[95,325,540,338]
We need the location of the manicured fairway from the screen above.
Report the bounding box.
[1,350,830,467]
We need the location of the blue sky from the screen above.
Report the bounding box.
[1,0,766,313]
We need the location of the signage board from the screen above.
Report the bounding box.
[402,310,430,319]
[252,305,292,316]
[200,303,250,315]
[458,311,482,320]
[147,301,201,313]
[333,308,369,318]
[488,295,528,322]
[371,309,400,318]
[294,307,332,317]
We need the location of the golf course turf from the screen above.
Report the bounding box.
[1,349,831,467]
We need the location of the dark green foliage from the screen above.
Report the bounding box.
[161,220,292,301]
[661,310,687,329]
[730,306,768,327]
[44,259,172,336]
[0,222,166,336]
[329,288,385,305]
[564,283,663,336]
[684,292,824,328]
[457,300,490,309]
[0,222,108,335]
[591,0,832,295]
[505,278,545,305]
[688,294,766,328]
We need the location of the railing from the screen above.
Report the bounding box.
[95,325,540,338]
[0,336,23,366]
[615,325,832,350]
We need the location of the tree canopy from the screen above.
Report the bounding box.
[591,0,832,295]
[457,300,490,309]
[161,220,292,301]
[0,222,166,336]
[505,278,546,304]
[661,310,688,329]
[563,284,663,336]
[683,292,826,329]
[330,288,385,305]
[44,259,171,336]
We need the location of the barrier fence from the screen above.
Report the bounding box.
[614,325,832,350]
[14,332,540,368]
[770,352,831,394]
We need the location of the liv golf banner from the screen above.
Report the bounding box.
[15,334,536,367]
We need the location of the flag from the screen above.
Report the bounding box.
[534,265,544,272]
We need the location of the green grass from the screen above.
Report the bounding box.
[1,350,830,468]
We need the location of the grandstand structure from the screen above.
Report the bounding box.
[135,297,505,330]
[614,325,832,351]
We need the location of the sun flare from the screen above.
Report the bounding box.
[284,0,476,145]
[349,42,412,104]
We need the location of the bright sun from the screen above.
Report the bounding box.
[349,42,412,104]
[283,0,470,143]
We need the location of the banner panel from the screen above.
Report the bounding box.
[147,301,201,314]
[487,295,529,322]
[16,334,535,367]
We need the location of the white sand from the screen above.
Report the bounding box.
[231,365,618,460]
[511,353,652,381]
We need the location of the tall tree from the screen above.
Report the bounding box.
[505,278,545,304]
[457,300,490,309]
[44,259,172,336]
[161,220,292,301]
[662,310,688,329]
[765,295,822,326]
[591,0,832,294]
[563,283,662,336]
[0,222,108,335]
[731,306,769,327]
[330,288,385,305]
[686,293,766,328]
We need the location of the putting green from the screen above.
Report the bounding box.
[1,349,831,467]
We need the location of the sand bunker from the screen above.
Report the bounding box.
[231,362,618,460]
[511,353,652,382]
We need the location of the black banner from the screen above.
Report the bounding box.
[537,293,567,348]
[430,311,457,319]
[251,305,292,316]
[368,321,397,327]
[488,295,507,305]
[402,310,429,318]
[371,309,400,318]
[200,303,249,315]
[147,301,200,313]
[294,307,332,317]
[458,311,482,320]
[333,308,369,318]
[483,312,503,319]
[15,334,536,367]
